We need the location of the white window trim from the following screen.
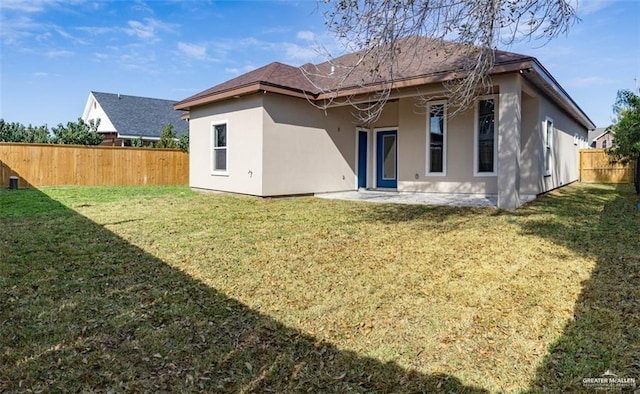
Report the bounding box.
[426,100,447,176]
[544,116,553,177]
[473,96,498,177]
[211,120,229,176]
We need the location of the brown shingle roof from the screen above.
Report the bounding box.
[174,37,531,110]
[303,37,534,94]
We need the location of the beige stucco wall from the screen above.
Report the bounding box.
[394,96,498,194]
[261,94,356,195]
[186,73,588,200]
[188,94,264,195]
[538,93,587,192]
[519,93,541,196]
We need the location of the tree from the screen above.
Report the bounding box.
[0,119,51,143]
[316,0,579,123]
[131,137,144,147]
[156,123,177,149]
[607,89,640,193]
[23,125,51,143]
[177,132,189,152]
[51,118,102,145]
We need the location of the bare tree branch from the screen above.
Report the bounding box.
[306,0,579,123]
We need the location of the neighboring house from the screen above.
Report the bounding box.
[174,37,595,209]
[82,91,188,146]
[589,127,615,149]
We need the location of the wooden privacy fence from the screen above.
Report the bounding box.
[579,149,634,184]
[0,143,188,188]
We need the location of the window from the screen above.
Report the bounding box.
[475,98,496,175]
[427,102,446,174]
[602,140,607,149]
[212,122,227,173]
[544,117,553,176]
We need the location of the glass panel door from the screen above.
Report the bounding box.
[382,135,397,179]
[376,130,397,188]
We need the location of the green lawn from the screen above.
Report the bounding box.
[1,183,638,393]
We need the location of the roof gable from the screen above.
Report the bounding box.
[92,92,188,138]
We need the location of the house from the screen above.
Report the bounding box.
[82,91,188,146]
[589,127,615,149]
[174,37,595,209]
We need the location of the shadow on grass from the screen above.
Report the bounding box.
[0,188,487,392]
[514,184,640,392]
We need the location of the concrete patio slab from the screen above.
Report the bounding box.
[315,190,500,208]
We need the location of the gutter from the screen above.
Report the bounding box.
[527,60,596,130]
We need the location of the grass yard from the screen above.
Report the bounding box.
[1,183,639,393]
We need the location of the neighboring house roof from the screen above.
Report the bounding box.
[175,36,595,130]
[589,127,610,144]
[86,91,188,139]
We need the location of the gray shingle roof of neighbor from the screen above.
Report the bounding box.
[92,91,188,139]
[589,127,609,144]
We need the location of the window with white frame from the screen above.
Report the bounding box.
[427,102,446,174]
[212,122,228,173]
[602,140,607,149]
[544,117,553,176]
[475,98,496,175]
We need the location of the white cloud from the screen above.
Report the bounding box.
[93,53,109,61]
[283,43,321,62]
[35,31,52,42]
[0,15,39,45]
[574,0,614,16]
[178,42,208,60]
[297,30,316,41]
[76,26,116,35]
[0,0,58,13]
[132,0,154,14]
[45,49,73,57]
[126,20,155,39]
[118,50,158,71]
[54,27,72,39]
[225,64,258,76]
[124,18,175,40]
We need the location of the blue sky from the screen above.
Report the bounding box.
[0,0,638,129]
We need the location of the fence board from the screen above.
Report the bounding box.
[579,149,633,183]
[0,143,188,188]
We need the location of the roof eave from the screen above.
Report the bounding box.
[315,59,534,101]
[525,60,596,130]
[174,82,316,110]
